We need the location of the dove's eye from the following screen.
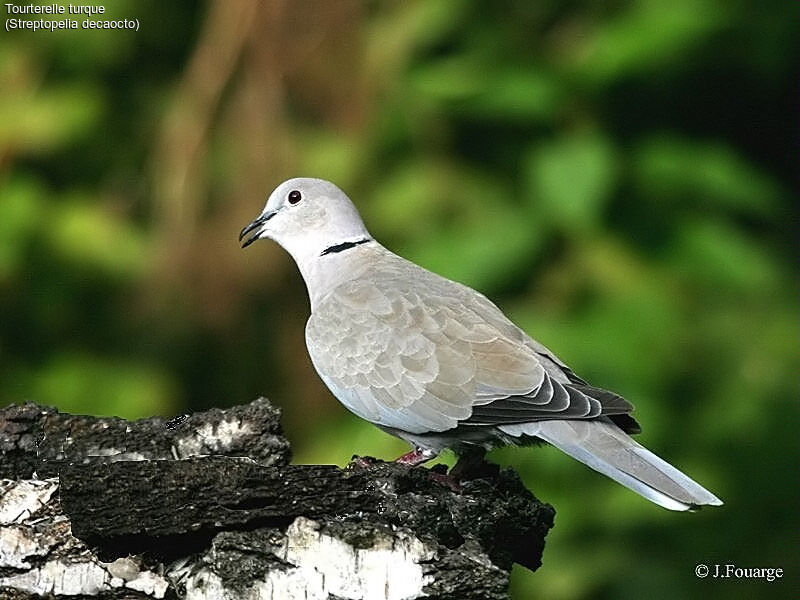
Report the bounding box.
[288,190,302,205]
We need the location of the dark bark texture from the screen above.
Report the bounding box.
[0,400,554,600]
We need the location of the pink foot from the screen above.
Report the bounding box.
[394,447,437,466]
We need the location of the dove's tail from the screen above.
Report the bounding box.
[500,419,723,511]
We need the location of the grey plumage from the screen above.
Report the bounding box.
[241,177,722,511]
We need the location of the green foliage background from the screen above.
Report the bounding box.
[1,1,795,597]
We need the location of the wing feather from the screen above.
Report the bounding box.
[306,253,636,434]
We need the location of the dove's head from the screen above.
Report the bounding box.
[239,178,371,263]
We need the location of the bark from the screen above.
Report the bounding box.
[0,400,554,600]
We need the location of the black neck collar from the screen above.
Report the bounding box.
[320,237,372,257]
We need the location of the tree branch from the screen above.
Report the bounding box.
[0,400,554,599]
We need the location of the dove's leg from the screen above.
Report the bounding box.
[346,447,437,468]
[394,447,437,466]
[450,446,491,479]
[395,448,463,491]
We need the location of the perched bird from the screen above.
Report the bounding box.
[240,177,722,511]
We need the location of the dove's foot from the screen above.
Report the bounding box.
[394,447,437,466]
[427,463,461,492]
[347,452,461,491]
[346,448,437,469]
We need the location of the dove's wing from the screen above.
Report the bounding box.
[306,267,483,434]
[306,252,636,435]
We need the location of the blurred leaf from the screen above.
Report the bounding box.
[666,219,780,292]
[410,55,485,100]
[0,85,103,154]
[402,205,541,291]
[26,353,177,419]
[366,158,519,239]
[633,136,782,216]
[366,0,469,73]
[368,161,541,290]
[524,131,617,232]
[411,56,561,120]
[365,158,456,239]
[0,176,43,279]
[510,238,682,397]
[573,0,723,84]
[47,0,140,69]
[297,129,365,189]
[695,303,795,435]
[47,196,150,278]
[466,68,560,120]
[513,292,679,403]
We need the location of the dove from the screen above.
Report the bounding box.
[240,177,722,511]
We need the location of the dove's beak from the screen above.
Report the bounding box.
[239,210,278,248]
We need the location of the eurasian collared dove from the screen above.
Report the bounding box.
[240,177,722,511]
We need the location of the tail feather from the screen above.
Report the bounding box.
[499,419,723,511]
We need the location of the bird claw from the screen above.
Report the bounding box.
[347,452,462,491]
